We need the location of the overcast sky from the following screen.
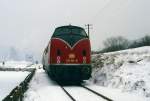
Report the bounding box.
[0,0,150,60]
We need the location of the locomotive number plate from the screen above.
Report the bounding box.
[69,53,75,59]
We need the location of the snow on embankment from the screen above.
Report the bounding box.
[91,46,150,98]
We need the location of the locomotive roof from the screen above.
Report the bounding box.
[56,25,84,30]
[52,25,88,47]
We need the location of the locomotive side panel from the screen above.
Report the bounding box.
[43,42,51,70]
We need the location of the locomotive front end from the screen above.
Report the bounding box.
[43,25,92,82]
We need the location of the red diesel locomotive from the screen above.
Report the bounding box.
[42,25,91,82]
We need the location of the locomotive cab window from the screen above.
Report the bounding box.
[53,26,88,37]
[82,50,86,56]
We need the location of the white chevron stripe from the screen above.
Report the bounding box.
[51,38,89,50]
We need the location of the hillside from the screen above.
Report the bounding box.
[90,46,150,98]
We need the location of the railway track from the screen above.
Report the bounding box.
[60,85,76,101]
[58,83,113,101]
[24,70,114,101]
[80,85,113,101]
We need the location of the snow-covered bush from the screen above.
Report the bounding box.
[90,46,150,98]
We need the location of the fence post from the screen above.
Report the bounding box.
[20,86,23,101]
[10,95,13,101]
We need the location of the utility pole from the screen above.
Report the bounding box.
[85,24,92,39]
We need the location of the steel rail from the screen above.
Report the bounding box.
[81,85,113,101]
[56,81,76,101]
[60,86,76,101]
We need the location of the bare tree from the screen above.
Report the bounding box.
[141,35,150,46]
[102,36,129,52]
[129,35,150,48]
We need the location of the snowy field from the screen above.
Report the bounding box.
[0,61,33,68]
[24,69,147,101]
[91,46,150,100]
[0,71,30,100]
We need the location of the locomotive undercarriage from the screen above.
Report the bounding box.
[45,64,91,82]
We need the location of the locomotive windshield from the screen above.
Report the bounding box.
[53,26,88,37]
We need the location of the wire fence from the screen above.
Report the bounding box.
[2,68,36,101]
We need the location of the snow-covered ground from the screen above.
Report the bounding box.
[64,86,106,101]
[24,68,147,101]
[24,69,71,101]
[2,46,150,101]
[0,61,33,68]
[0,61,38,100]
[90,46,150,100]
[0,71,30,100]
[86,85,147,101]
